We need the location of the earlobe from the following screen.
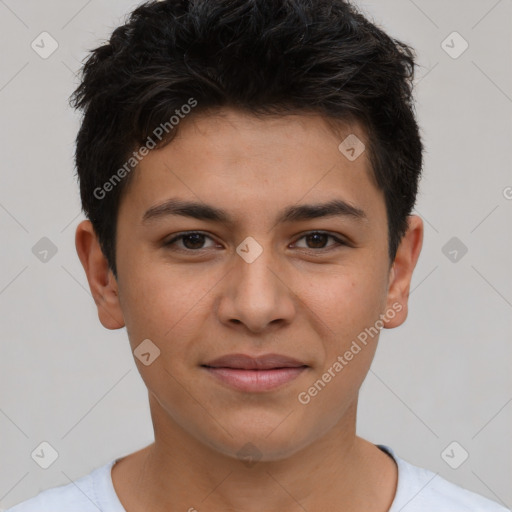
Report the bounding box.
[75,220,125,330]
[383,215,424,329]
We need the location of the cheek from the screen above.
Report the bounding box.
[304,268,387,340]
[118,266,179,343]
[297,275,384,412]
[119,263,216,353]
[118,269,203,396]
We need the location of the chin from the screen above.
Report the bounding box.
[201,422,312,464]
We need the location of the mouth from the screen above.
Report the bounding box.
[201,353,309,392]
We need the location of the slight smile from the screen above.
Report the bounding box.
[201,353,309,392]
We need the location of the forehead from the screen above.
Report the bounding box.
[119,108,385,228]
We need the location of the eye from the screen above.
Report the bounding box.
[163,230,347,253]
[292,231,347,250]
[164,232,218,251]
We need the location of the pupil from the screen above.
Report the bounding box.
[307,233,327,248]
[183,234,205,249]
[181,233,328,250]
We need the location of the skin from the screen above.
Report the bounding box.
[75,107,423,512]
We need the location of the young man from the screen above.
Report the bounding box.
[7,0,508,511]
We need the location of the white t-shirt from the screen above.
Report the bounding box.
[4,445,509,512]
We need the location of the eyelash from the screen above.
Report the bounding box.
[163,231,348,253]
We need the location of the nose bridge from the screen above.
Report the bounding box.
[238,244,278,293]
[235,236,282,306]
[218,235,295,331]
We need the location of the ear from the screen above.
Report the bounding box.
[75,220,125,330]
[383,215,423,329]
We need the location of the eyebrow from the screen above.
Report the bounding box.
[141,197,368,226]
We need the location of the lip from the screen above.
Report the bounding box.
[202,353,307,370]
[202,367,308,392]
[201,353,309,392]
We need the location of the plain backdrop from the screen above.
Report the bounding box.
[0,0,511,509]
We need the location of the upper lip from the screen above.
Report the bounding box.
[202,353,308,370]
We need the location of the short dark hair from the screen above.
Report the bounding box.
[70,0,423,279]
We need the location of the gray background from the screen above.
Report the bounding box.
[0,0,511,509]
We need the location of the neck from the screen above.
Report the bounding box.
[112,395,398,512]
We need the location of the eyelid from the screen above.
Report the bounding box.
[291,231,348,249]
[164,231,219,249]
[164,230,348,251]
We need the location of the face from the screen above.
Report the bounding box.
[76,108,423,462]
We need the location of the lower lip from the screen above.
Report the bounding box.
[202,366,307,392]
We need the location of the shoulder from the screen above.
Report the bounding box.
[378,445,510,512]
[4,460,122,512]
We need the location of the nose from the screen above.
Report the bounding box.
[216,244,296,334]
